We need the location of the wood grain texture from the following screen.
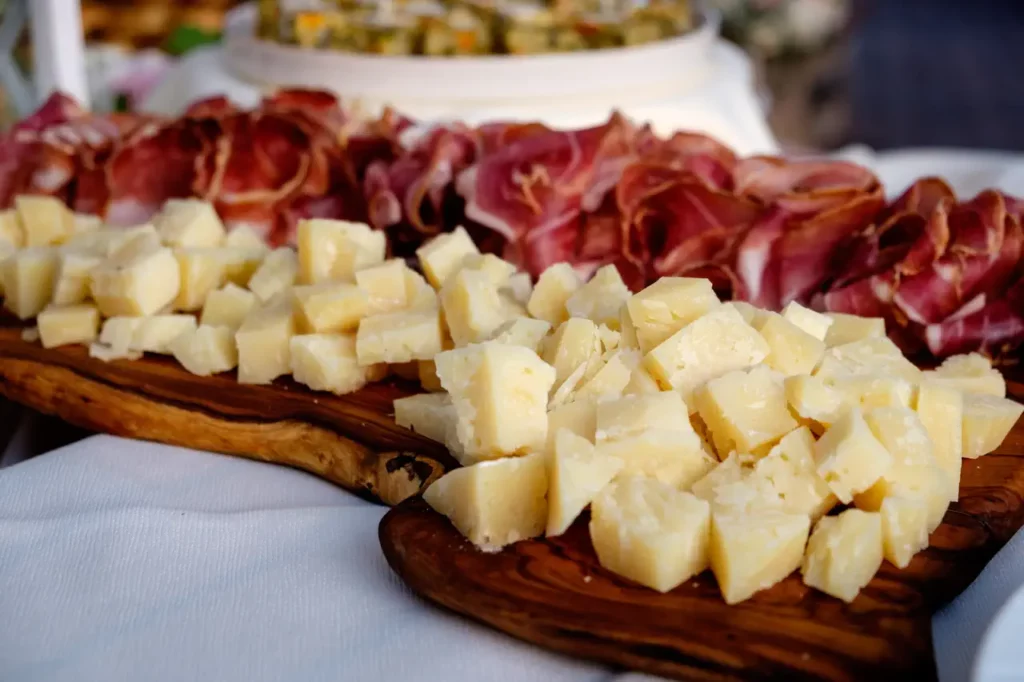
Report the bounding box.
[380,378,1024,682]
[0,324,459,506]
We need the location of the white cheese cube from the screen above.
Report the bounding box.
[546,399,597,453]
[756,312,825,376]
[355,259,409,314]
[130,315,198,354]
[218,247,266,287]
[721,301,763,327]
[223,225,268,250]
[37,304,100,348]
[784,374,846,434]
[597,429,715,489]
[504,272,533,305]
[1,247,59,319]
[547,429,624,537]
[490,317,551,353]
[752,427,837,520]
[572,349,640,403]
[169,324,238,376]
[595,391,692,443]
[618,302,640,349]
[423,452,549,552]
[90,238,180,317]
[527,263,581,324]
[690,453,748,501]
[293,282,368,334]
[814,409,893,503]
[460,253,517,287]
[802,509,883,602]
[709,511,810,604]
[781,301,832,341]
[290,334,375,395]
[915,381,964,501]
[297,219,386,284]
[200,283,258,332]
[16,195,74,246]
[51,251,102,305]
[235,296,296,384]
[441,268,508,346]
[590,477,711,593]
[394,393,455,445]
[565,264,631,328]
[695,366,799,457]
[643,305,769,406]
[172,247,229,311]
[248,247,298,302]
[626,277,720,353]
[88,342,141,362]
[543,317,602,391]
[416,226,480,289]
[624,365,662,395]
[155,199,225,248]
[71,213,101,235]
[356,308,444,365]
[880,496,931,569]
[823,312,885,347]
[99,317,140,354]
[0,208,24,247]
[830,374,914,410]
[961,394,1023,459]
[925,353,1006,397]
[815,337,922,384]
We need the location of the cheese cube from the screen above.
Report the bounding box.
[16,195,74,246]
[130,315,198,354]
[0,208,23,247]
[618,303,640,349]
[546,399,597,453]
[802,509,883,602]
[925,353,1006,397]
[756,312,825,376]
[441,268,508,346]
[293,282,368,334]
[880,496,931,568]
[173,247,229,311]
[962,394,1024,459]
[90,239,180,317]
[505,272,533,305]
[291,334,375,395]
[691,453,748,501]
[644,305,769,405]
[1,247,58,319]
[722,301,763,327]
[527,263,581,324]
[695,366,799,457]
[784,374,846,433]
[356,308,444,365]
[709,511,810,604]
[460,253,517,287]
[547,429,624,536]
[598,323,621,351]
[624,365,661,395]
[590,477,711,593]
[815,337,922,384]
[752,427,837,520]
[169,324,238,376]
[394,393,455,445]
[88,341,141,362]
[823,312,885,347]
[543,317,602,391]
[155,199,225,248]
[434,342,555,463]
[488,317,549,351]
[595,391,691,442]
[781,301,832,341]
[51,251,102,305]
[814,409,893,503]
[830,375,914,410]
[565,265,631,328]
[297,219,386,284]
[99,317,140,354]
[37,304,100,348]
[597,429,715,488]
[103,224,161,257]
[416,226,480,289]
[423,452,549,552]
[248,248,298,302]
[72,213,101,233]
[200,283,257,332]
[626,277,720,353]
[223,225,268,250]
[235,296,296,384]
[572,349,640,403]
[915,381,964,501]
[355,259,409,314]
[218,247,266,287]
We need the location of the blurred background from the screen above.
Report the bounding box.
[1,0,1023,152]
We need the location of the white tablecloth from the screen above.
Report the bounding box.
[2,150,1024,682]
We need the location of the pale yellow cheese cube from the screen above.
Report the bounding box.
[916,381,964,501]
[37,304,100,348]
[597,429,715,489]
[709,511,810,605]
[169,324,238,376]
[572,349,640,403]
[173,247,229,311]
[90,239,180,317]
[297,219,385,284]
[99,317,140,354]
[16,195,74,246]
[155,199,225,248]
[200,283,257,332]
[925,353,1006,397]
[784,374,847,434]
[752,427,837,520]
[293,282,368,334]
[235,296,296,384]
[643,305,769,406]
[1,247,58,319]
[218,247,266,287]
[441,268,508,346]
[695,366,799,457]
[624,365,661,395]
[88,341,141,362]
[434,342,555,463]
[802,509,883,602]
[71,213,101,235]
[547,429,624,536]
[813,408,893,503]
[626,277,720,353]
[51,251,102,305]
[423,452,549,552]
[527,263,581,324]
[880,496,931,569]
[823,312,885,347]
[597,323,621,351]
[355,259,409,314]
[504,272,533,305]
[404,269,440,312]
[565,264,631,328]
[755,312,825,376]
[356,308,444,365]
[0,208,24,247]
[830,374,914,410]
[721,301,763,327]
[416,226,480,289]
[394,393,455,445]
[618,302,640,349]
[815,337,922,384]
[543,317,602,391]
[546,399,597,453]
[590,477,711,593]
[290,334,375,395]
[690,453,748,501]
[103,224,160,257]
[781,301,832,341]
[961,394,1023,459]
[460,253,517,287]
[130,315,198,354]
[223,225,268,250]
[490,317,551,353]
[248,248,298,302]
[595,391,691,443]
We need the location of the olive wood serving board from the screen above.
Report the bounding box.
[0,323,458,506]
[380,376,1024,682]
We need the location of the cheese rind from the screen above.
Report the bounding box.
[709,511,810,605]
[813,409,893,504]
[169,324,238,376]
[37,304,100,348]
[546,429,624,537]
[801,509,883,602]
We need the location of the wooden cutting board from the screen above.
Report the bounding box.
[380,379,1024,682]
[0,323,458,506]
